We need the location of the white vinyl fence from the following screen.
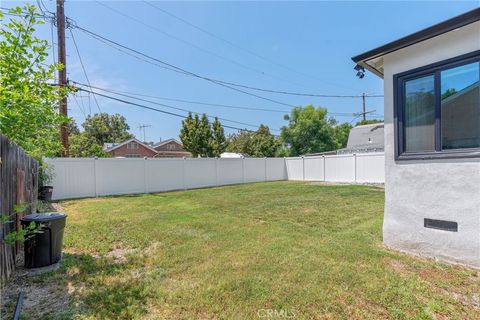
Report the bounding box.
[46,153,384,200]
[46,157,287,200]
[285,153,385,183]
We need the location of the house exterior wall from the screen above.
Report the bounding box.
[382,21,480,267]
[154,141,191,158]
[108,142,157,158]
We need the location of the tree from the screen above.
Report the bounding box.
[68,118,81,135]
[442,88,457,100]
[251,125,280,157]
[199,114,212,157]
[333,123,353,149]
[227,125,280,157]
[180,113,227,157]
[180,113,198,156]
[280,105,338,156]
[69,133,109,158]
[0,5,71,160]
[210,117,227,157]
[226,131,254,156]
[68,113,133,157]
[82,113,133,145]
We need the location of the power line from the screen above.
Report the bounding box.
[95,0,313,90]
[72,81,278,131]
[71,94,87,117]
[69,28,101,114]
[71,81,364,118]
[70,22,298,108]
[2,6,383,101]
[78,83,289,114]
[142,0,358,92]
[70,22,383,105]
[70,20,383,100]
[77,92,88,117]
[211,80,384,98]
[75,87,264,133]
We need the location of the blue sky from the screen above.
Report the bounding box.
[4,1,480,142]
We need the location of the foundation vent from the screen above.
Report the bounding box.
[424,218,458,232]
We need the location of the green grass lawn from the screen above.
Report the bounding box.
[10,182,480,319]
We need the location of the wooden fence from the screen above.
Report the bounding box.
[0,134,38,281]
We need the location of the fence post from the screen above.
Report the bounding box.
[94,157,98,197]
[264,157,267,181]
[302,156,305,181]
[323,156,326,182]
[143,157,148,193]
[241,157,245,184]
[215,157,219,186]
[353,153,357,183]
[182,157,187,190]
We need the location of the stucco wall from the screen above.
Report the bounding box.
[382,21,480,267]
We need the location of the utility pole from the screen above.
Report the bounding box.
[361,93,366,122]
[57,0,69,156]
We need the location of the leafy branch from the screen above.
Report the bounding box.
[1,202,44,246]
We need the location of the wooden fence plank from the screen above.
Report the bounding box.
[0,134,38,282]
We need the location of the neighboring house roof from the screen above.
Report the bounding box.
[352,8,480,77]
[442,82,479,105]
[152,138,182,148]
[102,142,116,151]
[335,123,384,154]
[346,123,384,149]
[103,138,159,153]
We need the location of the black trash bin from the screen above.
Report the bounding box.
[21,212,67,268]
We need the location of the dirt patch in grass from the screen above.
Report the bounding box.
[105,247,137,264]
[1,267,72,319]
[307,181,385,188]
[385,257,480,312]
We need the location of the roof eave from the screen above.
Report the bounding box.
[357,61,384,79]
[352,8,480,77]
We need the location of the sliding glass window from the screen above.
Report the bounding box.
[441,62,480,150]
[395,51,480,160]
